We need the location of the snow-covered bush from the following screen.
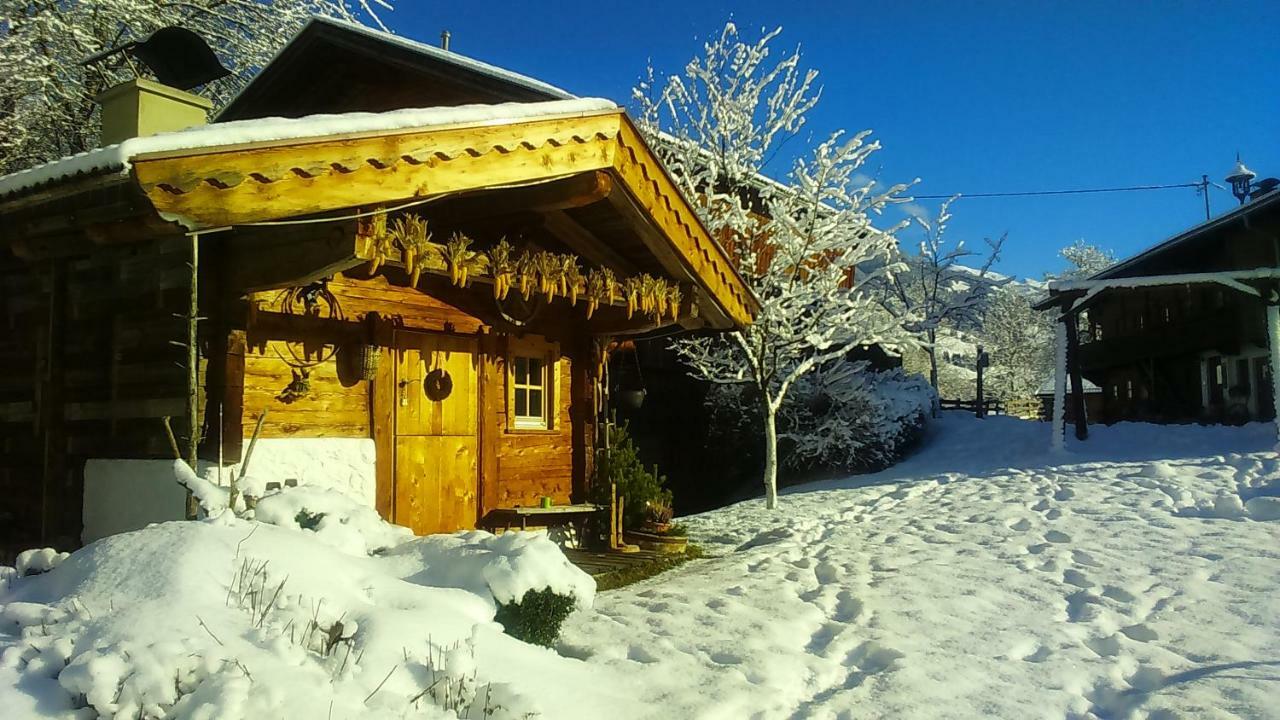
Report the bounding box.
[14,548,68,577]
[251,485,413,556]
[493,588,579,647]
[0,514,597,718]
[781,362,935,472]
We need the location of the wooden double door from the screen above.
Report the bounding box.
[392,330,479,534]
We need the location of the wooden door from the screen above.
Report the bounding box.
[392,331,479,534]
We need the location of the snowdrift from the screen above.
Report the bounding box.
[0,487,623,719]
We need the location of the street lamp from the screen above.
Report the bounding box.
[1226,153,1256,205]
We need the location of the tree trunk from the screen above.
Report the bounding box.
[927,328,939,391]
[761,397,779,510]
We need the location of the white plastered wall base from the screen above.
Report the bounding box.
[82,438,377,545]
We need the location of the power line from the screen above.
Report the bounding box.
[912,181,1208,200]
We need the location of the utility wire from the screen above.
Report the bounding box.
[912,181,1209,200]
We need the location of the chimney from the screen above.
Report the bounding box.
[94,77,212,145]
[440,30,451,51]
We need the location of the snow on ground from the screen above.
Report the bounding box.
[0,490,628,719]
[561,414,1280,719]
[3,415,1278,719]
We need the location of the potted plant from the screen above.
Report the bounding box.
[624,494,688,555]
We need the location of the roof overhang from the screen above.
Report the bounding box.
[0,107,758,329]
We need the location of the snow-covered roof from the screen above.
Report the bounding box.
[1092,187,1280,281]
[1036,376,1102,396]
[219,17,574,121]
[0,98,616,199]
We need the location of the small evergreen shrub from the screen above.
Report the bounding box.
[494,588,577,647]
[294,509,326,531]
[591,421,672,530]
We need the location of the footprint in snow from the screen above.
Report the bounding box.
[1063,568,1095,589]
[1045,529,1072,543]
[1120,623,1160,642]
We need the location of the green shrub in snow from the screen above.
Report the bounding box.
[590,420,672,530]
[494,588,577,647]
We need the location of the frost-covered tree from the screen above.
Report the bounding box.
[0,0,390,174]
[1055,239,1116,280]
[981,285,1053,400]
[878,198,1006,391]
[781,360,935,471]
[635,23,910,509]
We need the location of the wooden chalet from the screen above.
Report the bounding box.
[1036,186,1280,442]
[0,19,756,554]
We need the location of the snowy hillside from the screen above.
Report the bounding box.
[561,414,1280,719]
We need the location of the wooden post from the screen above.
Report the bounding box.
[185,232,201,518]
[40,260,67,543]
[1051,313,1067,451]
[1064,311,1088,441]
[1267,299,1280,447]
[975,345,986,419]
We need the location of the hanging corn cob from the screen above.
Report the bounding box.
[563,257,584,306]
[487,239,515,300]
[443,232,477,287]
[532,251,563,303]
[516,250,537,300]
[666,284,683,322]
[584,268,608,319]
[622,276,643,319]
[389,214,431,286]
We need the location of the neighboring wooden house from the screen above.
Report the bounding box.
[1036,186,1280,440]
[0,19,756,554]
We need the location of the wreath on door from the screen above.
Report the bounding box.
[424,367,454,401]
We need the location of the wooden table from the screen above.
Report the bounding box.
[481,503,603,531]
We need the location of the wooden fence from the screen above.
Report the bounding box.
[939,398,1005,415]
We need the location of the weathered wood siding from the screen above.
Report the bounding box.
[245,270,593,525]
[0,240,191,555]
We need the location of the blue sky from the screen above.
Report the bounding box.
[385,1,1278,280]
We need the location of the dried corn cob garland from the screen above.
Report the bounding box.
[532,251,564,303]
[622,276,644,319]
[562,257,584,306]
[516,251,537,300]
[389,214,431,286]
[584,268,609,319]
[443,232,478,287]
[665,284,682,322]
[487,239,516,300]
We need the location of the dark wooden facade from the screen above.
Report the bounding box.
[1038,189,1280,425]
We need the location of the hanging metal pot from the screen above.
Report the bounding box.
[617,388,647,410]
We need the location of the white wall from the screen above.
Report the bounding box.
[82,459,189,544]
[82,438,378,545]
[226,438,377,506]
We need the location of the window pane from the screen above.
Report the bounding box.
[528,358,543,387]
[514,357,527,385]
[515,388,527,417]
[528,389,543,417]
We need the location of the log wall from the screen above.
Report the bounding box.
[0,240,191,557]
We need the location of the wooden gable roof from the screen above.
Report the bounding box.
[218,17,571,122]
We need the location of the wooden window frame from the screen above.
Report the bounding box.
[506,336,560,433]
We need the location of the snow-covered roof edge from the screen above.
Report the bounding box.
[217,16,574,122]
[1091,188,1280,281]
[0,98,617,200]
[1036,376,1101,396]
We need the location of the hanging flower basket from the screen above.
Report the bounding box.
[617,388,647,410]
